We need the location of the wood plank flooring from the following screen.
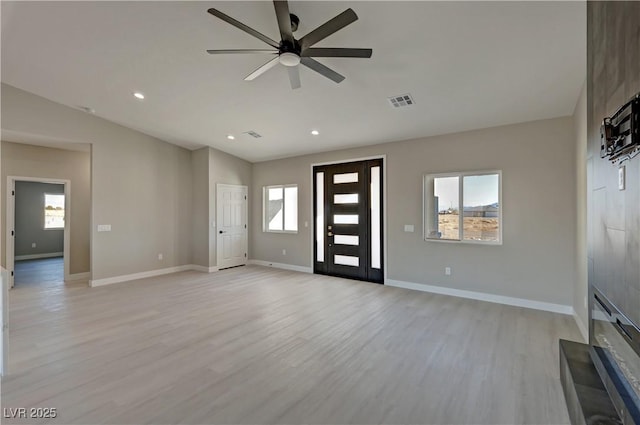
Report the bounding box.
[1,265,581,424]
[14,258,64,289]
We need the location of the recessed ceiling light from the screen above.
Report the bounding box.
[227,135,235,140]
[311,130,320,136]
[133,92,145,100]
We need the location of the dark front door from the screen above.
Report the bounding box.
[313,159,383,283]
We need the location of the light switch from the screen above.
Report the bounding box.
[618,165,626,190]
[97,224,111,232]
[404,224,415,232]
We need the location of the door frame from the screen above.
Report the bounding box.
[6,176,71,288]
[309,155,387,283]
[216,183,248,269]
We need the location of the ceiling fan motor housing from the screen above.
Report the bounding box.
[279,52,301,67]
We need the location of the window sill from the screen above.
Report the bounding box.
[425,238,502,246]
[264,230,298,235]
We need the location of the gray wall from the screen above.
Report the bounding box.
[15,181,64,257]
[587,2,640,328]
[191,147,210,268]
[252,117,577,307]
[573,83,588,338]
[1,142,91,274]
[1,84,192,281]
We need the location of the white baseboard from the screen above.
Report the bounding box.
[90,265,212,287]
[248,259,313,274]
[65,272,90,282]
[386,279,573,315]
[573,311,589,343]
[15,252,63,261]
[190,265,219,273]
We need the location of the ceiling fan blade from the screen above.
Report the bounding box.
[208,8,279,49]
[300,57,345,84]
[288,66,301,89]
[207,49,277,55]
[273,1,294,44]
[302,48,372,58]
[299,8,358,49]
[244,56,280,81]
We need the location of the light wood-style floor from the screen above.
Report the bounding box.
[2,265,580,424]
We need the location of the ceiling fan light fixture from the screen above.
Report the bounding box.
[279,52,300,67]
[133,92,145,100]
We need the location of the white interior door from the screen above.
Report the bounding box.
[216,184,248,270]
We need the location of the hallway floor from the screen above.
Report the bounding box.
[14,257,64,288]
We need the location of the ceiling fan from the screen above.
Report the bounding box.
[206,1,372,89]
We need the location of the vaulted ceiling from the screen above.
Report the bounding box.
[1,1,585,162]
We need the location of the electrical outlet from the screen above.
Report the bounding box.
[619,165,626,190]
[158,253,163,261]
[282,249,286,256]
[304,221,309,228]
[445,267,451,276]
[32,242,36,248]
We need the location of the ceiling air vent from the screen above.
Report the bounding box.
[244,131,262,138]
[388,94,415,108]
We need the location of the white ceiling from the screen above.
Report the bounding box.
[1,1,585,162]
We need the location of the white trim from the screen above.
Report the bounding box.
[65,272,90,282]
[15,252,63,261]
[7,176,72,288]
[386,278,573,315]
[89,265,193,287]
[1,267,8,376]
[311,155,390,168]
[309,155,388,282]
[573,310,589,343]
[89,264,217,287]
[191,265,219,273]
[248,259,312,274]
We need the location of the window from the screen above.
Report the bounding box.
[44,193,65,229]
[424,171,501,243]
[263,185,298,233]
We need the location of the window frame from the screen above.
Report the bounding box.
[43,192,65,230]
[423,170,502,245]
[263,184,299,234]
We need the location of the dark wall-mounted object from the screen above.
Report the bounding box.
[600,92,640,162]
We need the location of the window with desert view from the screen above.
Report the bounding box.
[424,172,500,243]
[44,193,65,229]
